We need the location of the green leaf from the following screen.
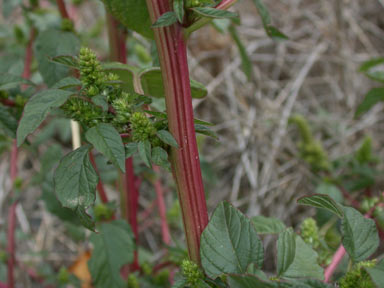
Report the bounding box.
[195,124,218,140]
[355,88,384,117]
[101,0,153,38]
[277,228,296,276]
[92,95,109,111]
[341,206,379,262]
[281,236,324,280]
[102,62,137,94]
[251,0,288,40]
[88,220,135,288]
[139,67,207,99]
[191,7,238,19]
[364,259,384,288]
[251,215,286,234]
[156,130,179,148]
[152,11,178,28]
[151,146,170,169]
[297,194,344,218]
[50,55,79,69]
[85,123,125,172]
[229,25,253,80]
[173,0,185,23]
[76,207,96,232]
[0,105,18,138]
[54,145,98,211]
[51,77,82,89]
[359,57,384,83]
[34,29,80,86]
[138,140,151,167]
[0,73,34,90]
[17,89,73,146]
[125,142,138,158]
[227,274,277,288]
[200,202,264,278]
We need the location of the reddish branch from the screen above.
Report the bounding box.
[89,152,109,204]
[56,0,70,19]
[7,140,18,288]
[153,166,171,245]
[145,0,209,264]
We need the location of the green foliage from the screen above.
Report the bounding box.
[277,228,296,276]
[297,194,344,218]
[88,220,135,288]
[300,218,320,249]
[200,202,264,278]
[355,136,377,164]
[339,260,377,288]
[289,115,330,172]
[251,215,286,234]
[341,206,379,262]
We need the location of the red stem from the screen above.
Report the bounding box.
[89,152,109,204]
[7,140,18,288]
[145,0,209,264]
[106,13,140,270]
[56,0,70,19]
[0,98,16,107]
[153,166,171,245]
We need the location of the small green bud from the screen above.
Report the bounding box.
[141,262,152,276]
[181,259,203,286]
[13,177,23,190]
[300,218,320,249]
[339,260,376,288]
[57,267,70,284]
[127,274,139,288]
[130,112,156,142]
[61,19,74,32]
[94,203,114,221]
[0,250,7,263]
[153,270,169,285]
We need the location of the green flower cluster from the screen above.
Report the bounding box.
[62,97,104,127]
[130,112,157,142]
[127,274,139,288]
[355,137,377,165]
[339,260,376,288]
[181,259,204,286]
[300,218,320,249]
[79,47,106,96]
[289,115,330,172]
[300,218,332,265]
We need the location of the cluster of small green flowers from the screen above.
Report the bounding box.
[93,203,114,222]
[300,218,332,265]
[181,259,203,286]
[130,112,157,142]
[62,97,104,127]
[127,274,139,288]
[289,115,330,172]
[339,260,376,288]
[300,218,320,249]
[61,18,74,32]
[79,47,106,96]
[112,92,132,128]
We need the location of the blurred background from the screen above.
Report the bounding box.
[0,0,384,286]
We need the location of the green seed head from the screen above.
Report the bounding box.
[181,259,203,285]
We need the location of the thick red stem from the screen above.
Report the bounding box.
[89,152,109,204]
[153,166,171,245]
[56,0,70,19]
[145,0,209,264]
[106,13,127,63]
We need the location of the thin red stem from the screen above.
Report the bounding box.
[7,140,18,288]
[324,245,346,282]
[89,152,109,204]
[153,166,171,245]
[145,0,209,264]
[56,0,70,19]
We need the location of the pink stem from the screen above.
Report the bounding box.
[324,245,346,282]
[56,0,70,19]
[153,166,171,245]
